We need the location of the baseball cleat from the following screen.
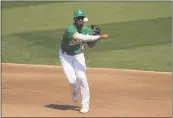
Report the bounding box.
[80,104,89,113]
[72,90,79,102]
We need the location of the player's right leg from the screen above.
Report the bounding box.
[59,49,80,102]
[73,52,90,113]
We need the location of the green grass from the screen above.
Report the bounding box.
[2,1,171,35]
[2,1,172,72]
[85,44,172,72]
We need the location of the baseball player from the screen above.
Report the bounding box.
[59,9,108,113]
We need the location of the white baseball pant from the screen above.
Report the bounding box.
[59,49,90,106]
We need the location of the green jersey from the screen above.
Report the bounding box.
[60,23,92,55]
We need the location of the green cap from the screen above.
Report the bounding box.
[74,9,85,18]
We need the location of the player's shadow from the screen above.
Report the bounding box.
[44,104,80,111]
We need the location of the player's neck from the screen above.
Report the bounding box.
[74,23,83,32]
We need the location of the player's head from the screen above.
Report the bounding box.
[73,9,85,27]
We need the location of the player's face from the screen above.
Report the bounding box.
[74,16,84,27]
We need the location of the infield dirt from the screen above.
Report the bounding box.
[2,63,172,117]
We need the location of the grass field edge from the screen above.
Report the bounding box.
[2,63,172,75]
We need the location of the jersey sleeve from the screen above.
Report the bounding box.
[65,26,78,40]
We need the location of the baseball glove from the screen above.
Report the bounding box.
[91,25,101,35]
[87,25,101,48]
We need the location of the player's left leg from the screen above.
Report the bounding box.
[73,52,90,113]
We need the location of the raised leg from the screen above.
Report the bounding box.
[59,50,79,102]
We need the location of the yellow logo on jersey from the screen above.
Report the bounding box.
[69,38,82,45]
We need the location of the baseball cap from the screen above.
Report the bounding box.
[74,9,85,18]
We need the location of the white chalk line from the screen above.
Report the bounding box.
[2,63,172,75]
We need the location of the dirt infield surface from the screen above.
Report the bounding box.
[2,63,172,117]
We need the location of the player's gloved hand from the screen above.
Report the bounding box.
[87,25,108,48]
[91,25,101,35]
[91,25,108,39]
